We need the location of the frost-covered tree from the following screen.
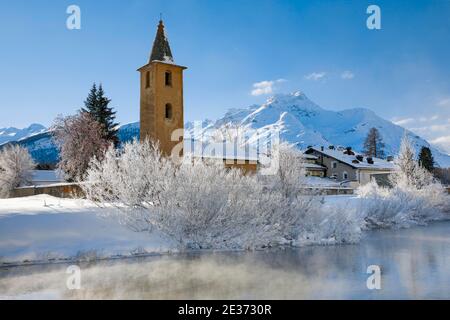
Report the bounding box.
[52,112,110,181]
[270,143,307,199]
[390,135,435,189]
[0,145,35,198]
[268,144,325,239]
[363,127,385,158]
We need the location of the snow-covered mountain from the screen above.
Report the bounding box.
[187,91,450,167]
[2,91,450,167]
[0,123,142,165]
[0,124,46,145]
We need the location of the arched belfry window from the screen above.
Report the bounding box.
[145,71,150,88]
[165,103,173,120]
[165,71,172,86]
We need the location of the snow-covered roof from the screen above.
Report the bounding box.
[185,140,258,162]
[302,154,318,160]
[309,147,395,170]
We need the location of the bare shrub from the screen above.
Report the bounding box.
[52,112,110,181]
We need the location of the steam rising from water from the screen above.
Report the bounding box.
[2,222,450,299]
[1,254,350,299]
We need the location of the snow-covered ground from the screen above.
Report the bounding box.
[0,195,173,265]
[0,194,361,265]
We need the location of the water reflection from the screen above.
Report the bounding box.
[1,222,450,299]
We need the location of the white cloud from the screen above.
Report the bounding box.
[392,115,442,127]
[251,81,273,96]
[430,124,450,132]
[431,136,450,144]
[430,135,450,154]
[411,124,450,132]
[392,113,450,154]
[437,98,450,108]
[392,117,415,126]
[305,72,326,81]
[341,70,355,80]
[250,79,286,96]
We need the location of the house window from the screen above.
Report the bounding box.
[165,71,172,86]
[145,71,150,88]
[343,172,348,180]
[332,161,337,169]
[165,103,173,120]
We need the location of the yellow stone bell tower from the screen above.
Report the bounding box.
[138,20,187,157]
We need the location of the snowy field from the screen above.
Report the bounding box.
[0,194,359,265]
[0,195,173,265]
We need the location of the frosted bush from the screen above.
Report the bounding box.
[155,159,286,249]
[261,143,325,240]
[357,136,450,229]
[358,181,449,229]
[293,203,362,246]
[82,140,175,232]
[0,145,35,198]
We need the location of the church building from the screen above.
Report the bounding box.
[139,20,258,173]
[138,19,186,157]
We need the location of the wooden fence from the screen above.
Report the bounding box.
[10,183,84,199]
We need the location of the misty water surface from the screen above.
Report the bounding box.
[1,221,450,299]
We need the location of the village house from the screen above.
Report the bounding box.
[305,146,395,187]
[302,153,326,177]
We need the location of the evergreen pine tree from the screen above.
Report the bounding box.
[82,83,99,115]
[363,127,385,158]
[82,83,119,146]
[418,146,434,172]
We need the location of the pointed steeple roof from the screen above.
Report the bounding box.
[149,20,174,63]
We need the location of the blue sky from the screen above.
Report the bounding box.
[0,0,449,152]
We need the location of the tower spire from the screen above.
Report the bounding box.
[149,18,174,63]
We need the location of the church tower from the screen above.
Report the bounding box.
[138,20,187,157]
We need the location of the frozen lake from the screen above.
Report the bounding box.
[1,221,450,299]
